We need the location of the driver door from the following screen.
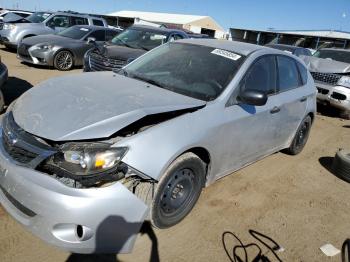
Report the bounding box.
[215,55,282,177]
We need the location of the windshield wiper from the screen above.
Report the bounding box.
[130,73,167,89]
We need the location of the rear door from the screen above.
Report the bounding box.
[274,55,308,146]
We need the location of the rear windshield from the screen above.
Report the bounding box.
[57,26,92,39]
[313,49,350,64]
[124,42,245,101]
[25,12,52,23]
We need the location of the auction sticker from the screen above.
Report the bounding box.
[211,49,241,61]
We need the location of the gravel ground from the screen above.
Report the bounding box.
[0,47,349,262]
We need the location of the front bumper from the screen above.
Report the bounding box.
[315,82,350,111]
[17,43,55,66]
[0,129,148,254]
[0,29,18,47]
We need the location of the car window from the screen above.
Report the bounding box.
[240,56,277,95]
[71,16,88,25]
[296,61,308,85]
[47,15,70,28]
[169,34,184,41]
[14,12,30,18]
[106,30,119,41]
[277,56,300,92]
[93,19,104,26]
[88,30,105,41]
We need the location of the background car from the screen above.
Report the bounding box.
[0,10,32,29]
[0,55,8,111]
[83,25,188,72]
[17,25,121,70]
[266,43,312,57]
[0,40,316,253]
[0,11,107,49]
[302,48,350,119]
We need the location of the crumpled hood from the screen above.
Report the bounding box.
[301,56,350,73]
[103,44,147,61]
[12,72,205,141]
[22,34,78,46]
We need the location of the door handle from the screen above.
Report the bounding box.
[300,96,307,102]
[270,106,280,114]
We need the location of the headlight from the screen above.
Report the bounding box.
[51,143,128,176]
[3,23,16,30]
[35,43,54,51]
[337,76,350,88]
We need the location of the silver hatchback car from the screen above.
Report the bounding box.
[0,39,316,254]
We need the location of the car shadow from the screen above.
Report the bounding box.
[317,103,341,118]
[343,125,350,128]
[1,76,33,106]
[318,156,349,183]
[66,218,159,262]
[0,46,16,53]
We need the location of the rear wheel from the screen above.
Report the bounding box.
[150,153,206,229]
[54,50,74,71]
[286,115,312,155]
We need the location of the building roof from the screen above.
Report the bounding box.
[107,10,224,32]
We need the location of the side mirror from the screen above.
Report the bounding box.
[87,37,96,44]
[238,89,268,106]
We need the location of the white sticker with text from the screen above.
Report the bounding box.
[211,49,241,61]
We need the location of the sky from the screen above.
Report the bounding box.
[0,0,349,32]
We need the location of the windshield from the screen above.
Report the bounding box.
[26,12,52,23]
[111,28,167,50]
[313,49,350,64]
[57,26,92,39]
[123,42,245,101]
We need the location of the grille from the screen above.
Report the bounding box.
[317,87,329,95]
[2,130,37,164]
[88,51,127,71]
[311,72,342,86]
[1,112,56,166]
[331,92,347,101]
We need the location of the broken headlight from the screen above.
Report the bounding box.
[338,76,350,88]
[50,143,128,176]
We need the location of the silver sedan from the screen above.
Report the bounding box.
[0,39,316,253]
[17,25,121,70]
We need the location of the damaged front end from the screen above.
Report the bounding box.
[0,112,160,253]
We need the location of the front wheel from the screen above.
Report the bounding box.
[54,50,74,71]
[286,115,312,155]
[150,153,206,229]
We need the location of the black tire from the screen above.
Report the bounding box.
[150,152,206,229]
[286,115,312,155]
[54,50,74,71]
[332,149,350,182]
[0,91,4,112]
[340,110,350,120]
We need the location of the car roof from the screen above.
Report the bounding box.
[318,48,350,52]
[130,25,186,35]
[266,44,304,50]
[72,25,117,31]
[54,12,104,19]
[176,39,267,56]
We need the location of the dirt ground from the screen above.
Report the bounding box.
[0,47,349,262]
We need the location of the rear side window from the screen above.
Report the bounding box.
[71,17,88,25]
[277,56,300,92]
[93,19,104,26]
[241,56,277,95]
[88,30,105,41]
[296,61,308,85]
